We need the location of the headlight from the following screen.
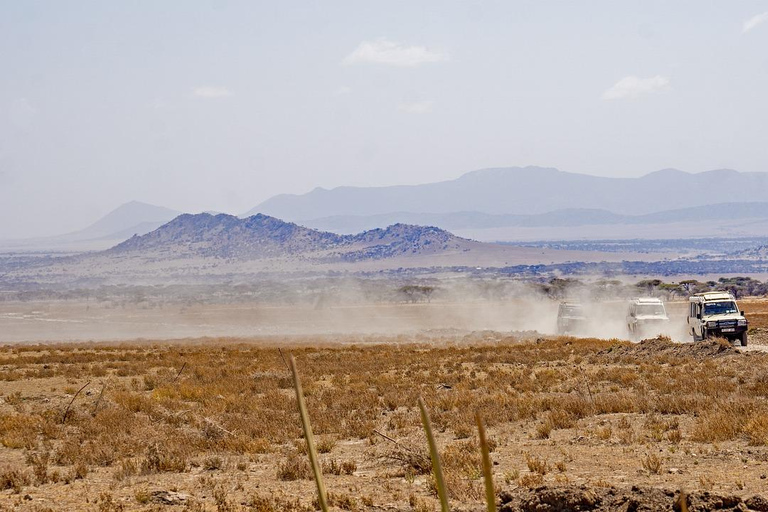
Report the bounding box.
[738,319,747,326]
[706,321,717,328]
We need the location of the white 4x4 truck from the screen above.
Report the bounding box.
[626,298,669,339]
[687,292,748,346]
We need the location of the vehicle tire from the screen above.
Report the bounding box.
[740,331,748,347]
[701,328,707,341]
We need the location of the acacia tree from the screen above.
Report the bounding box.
[398,285,436,303]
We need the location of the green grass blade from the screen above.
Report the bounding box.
[475,412,497,512]
[418,397,450,512]
[289,355,329,512]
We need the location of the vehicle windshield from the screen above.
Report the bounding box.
[703,301,739,316]
[636,304,666,316]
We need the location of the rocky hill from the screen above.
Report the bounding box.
[111,213,345,259]
[109,213,470,262]
[1,213,670,285]
[342,223,466,261]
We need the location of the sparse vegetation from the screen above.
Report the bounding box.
[0,330,767,508]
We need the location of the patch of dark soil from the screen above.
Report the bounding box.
[498,485,765,512]
[598,336,738,362]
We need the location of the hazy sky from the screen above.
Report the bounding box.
[1,1,767,238]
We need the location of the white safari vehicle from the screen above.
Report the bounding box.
[626,297,669,339]
[687,292,748,346]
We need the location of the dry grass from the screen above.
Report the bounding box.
[0,333,767,509]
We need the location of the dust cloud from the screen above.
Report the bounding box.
[0,277,694,343]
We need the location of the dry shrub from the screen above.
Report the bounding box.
[408,495,433,512]
[0,413,42,449]
[245,493,314,512]
[525,453,548,475]
[745,413,768,445]
[27,452,49,485]
[641,452,663,474]
[691,402,755,443]
[548,408,578,429]
[596,425,612,440]
[140,443,187,474]
[316,436,336,454]
[440,439,483,480]
[112,458,138,481]
[643,413,679,442]
[202,455,223,470]
[276,452,312,481]
[383,443,432,476]
[73,461,89,480]
[293,436,336,455]
[326,492,358,511]
[667,428,682,443]
[0,466,30,493]
[519,473,544,487]
[97,491,125,512]
[4,391,23,405]
[535,420,552,439]
[322,458,356,475]
[427,471,483,502]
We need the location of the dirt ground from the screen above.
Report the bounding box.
[1,328,768,511]
[0,298,702,344]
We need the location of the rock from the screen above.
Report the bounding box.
[746,495,768,512]
[498,485,763,512]
[150,490,190,505]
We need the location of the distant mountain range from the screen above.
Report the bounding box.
[0,201,180,252]
[300,202,768,234]
[75,201,181,240]
[6,167,768,253]
[239,166,768,241]
[245,166,768,221]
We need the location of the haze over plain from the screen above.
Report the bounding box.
[2,2,768,239]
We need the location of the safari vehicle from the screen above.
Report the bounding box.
[687,292,748,346]
[557,302,587,335]
[626,298,669,339]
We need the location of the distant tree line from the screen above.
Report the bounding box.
[536,276,768,301]
[3,275,768,307]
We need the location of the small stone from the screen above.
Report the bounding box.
[745,495,768,512]
[150,491,190,505]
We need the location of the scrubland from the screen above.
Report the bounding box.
[1,330,768,511]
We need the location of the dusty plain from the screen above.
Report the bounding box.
[2,299,768,510]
